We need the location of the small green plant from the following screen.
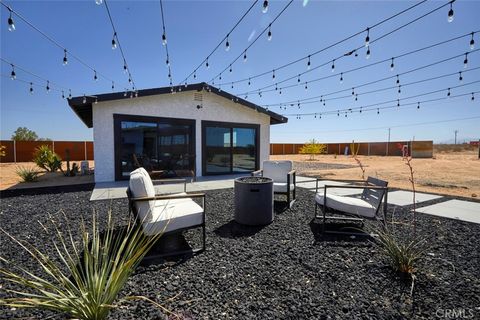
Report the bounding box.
[0,210,168,320]
[15,166,40,182]
[33,145,62,172]
[299,139,326,160]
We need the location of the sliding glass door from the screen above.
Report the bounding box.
[114,115,195,180]
[203,121,259,175]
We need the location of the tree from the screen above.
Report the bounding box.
[299,139,326,160]
[11,127,38,141]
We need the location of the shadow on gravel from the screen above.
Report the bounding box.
[273,200,290,213]
[309,220,372,244]
[214,220,267,239]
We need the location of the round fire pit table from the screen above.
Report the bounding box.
[234,176,274,225]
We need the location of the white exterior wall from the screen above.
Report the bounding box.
[92,91,271,182]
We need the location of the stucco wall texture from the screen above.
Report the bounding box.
[92,90,272,182]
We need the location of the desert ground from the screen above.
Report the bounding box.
[272,147,480,199]
[1,147,479,198]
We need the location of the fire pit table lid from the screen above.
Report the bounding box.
[235,176,272,184]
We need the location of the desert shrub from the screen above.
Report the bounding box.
[299,139,326,160]
[15,166,40,182]
[33,145,62,172]
[0,211,170,320]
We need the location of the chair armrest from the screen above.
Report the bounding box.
[288,169,296,176]
[152,178,188,192]
[324,185,388,190]
[251,169,263,177]
[129,192,205,202]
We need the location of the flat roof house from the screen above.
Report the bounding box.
[68,82,287,183]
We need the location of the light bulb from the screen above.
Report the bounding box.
[225,35,230,51]
[377,108,380,114]
[205,58,209,69]
[396,75,400,85]
[398,85,401,94]
[459,71,463,82]
[231,83,234,89]
[128,77,132,83]
[305,82,308,91]
[340,73,343,83]
[248,78,251,86]
[243,51,247,62]
[463,53,468,68]
[355,94,358,101]
[63,49,68,65]
[366,47,371,59]
[390,58,394,71]
[307,55,311,70]
[267,25,272,41]
[272,70,275,80]
[62,91,65,99]
[193,72,196,79]
[229,65,232,73]
[470,33,475,50]
[83,95,87,104]
[8,11,15,32]
[219,74,222,80]
[262,0,268,13]
[472,93,475,101]
[10,65,16,80]
[365,28,370,47]
[68,90,72,99]
[331,60,335,72]
[397,99,400,107]
[29,82,33,94]
[184,82,188,88]
[447,88,451,97]
[417,102,420,109]
[351,88,355,95]
[123,63,127,74]
[46,81,50,92]
[297,75,301,83]
[112,82,115,90]
[162,33,167,46]
[94,71,98,81]
[95,0,103,5]
[275,83,278,91]
[447,3,454,23]
[112,33,117,49]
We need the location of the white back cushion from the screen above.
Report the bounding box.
[263,161,292,183]
[129,167,156,222]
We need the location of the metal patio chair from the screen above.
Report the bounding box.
[252,160,296,208]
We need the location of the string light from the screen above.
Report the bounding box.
[123,61,127,74]
[112,32,117,49]
[398,85,401,94]
[297,74,301,83]
[377,108,380,114]
[46,80,50,92]
[355,94,358,101]
[62,91,65,99]
[340,72,343,83]
[193,71,197,79]
[10,64,16,80]
[243,51,247,62]
[225,34,230,51]
[365,27,370,47]
[231,82,234,89]
[417,102,420,109]
[29,82,33,94]
[359,107,362,113]
[304,82,308,91]
[7,8,15,31]
[366,47,371,59]
[95,0,103,5]
[248,78,251,86]
[68,89,72,99]
[206,57,209,69]
[447,1,454,23]
[272,69,275,80]
[447,88,451,96]
[351,87,355,95]
[307,55,311,70]
[390,57,395,71]
[459,71,463,82]
[229,64,233,73]
[267,24,272,41]
[463,53,468,68]
[262,0,269,13]
[162,32,167,46]
[63,49,68,66]
[83,94,87,104]
[94,70,98,81]
[472,92,475,101]
[470,32,475,50]
[112,81,115,90]
[397,99,400,107]
[275,83,278,91]
[396,75,400,85]
[331,59,335,72]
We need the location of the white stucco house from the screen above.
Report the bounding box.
[68,82,287,183]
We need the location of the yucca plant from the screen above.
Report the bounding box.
[15,166,40,182]
[0,210,167,320]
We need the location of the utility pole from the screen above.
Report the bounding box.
[454,130,459,145]
[386,128,391,156]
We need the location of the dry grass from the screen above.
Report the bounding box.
[272,149,480,199]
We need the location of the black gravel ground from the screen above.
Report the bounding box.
[1,189,479,319]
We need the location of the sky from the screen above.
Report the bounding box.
[1,0,479,144]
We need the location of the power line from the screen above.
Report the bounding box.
[208,0,295,84]
[241,49,479,99]
[178,0,259,85]
[264,66,480,108]
[0,0,124,88]
[216,0,433,87]
[102,0,137,91]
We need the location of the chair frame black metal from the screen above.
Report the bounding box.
[126,188,206,259]
[252,168,296,208]
[313,177,388,235]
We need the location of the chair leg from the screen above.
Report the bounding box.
[202,223,206,251]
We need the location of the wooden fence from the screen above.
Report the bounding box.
[0,140,94,163]
[270,141,433,158]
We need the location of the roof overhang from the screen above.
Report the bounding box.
[67,82,287,128]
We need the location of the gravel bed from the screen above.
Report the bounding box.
[1,189,479,319]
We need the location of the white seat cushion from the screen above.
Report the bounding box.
[263,160,293,183]
[142,193,204,236]
[129,167,156,221]
[315,193,376,218]
[273,182,295,193]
